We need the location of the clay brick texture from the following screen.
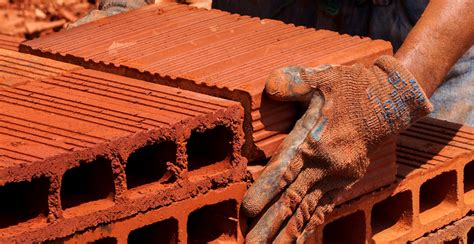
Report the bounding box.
[0,34,23,51]
[19,2,393,161]
[0,49,246,243]
[20,2,397,209]
[300,118,474,243]
[412,214,474,244]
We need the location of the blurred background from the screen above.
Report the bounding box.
[0,0,211,39]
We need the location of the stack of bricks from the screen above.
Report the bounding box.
[0,2,470,243]
[0,49,246,243]
[20,2,396,205]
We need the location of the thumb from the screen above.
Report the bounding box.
[265,65,334,102]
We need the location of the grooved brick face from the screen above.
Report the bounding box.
[0,49,245,242]
[0,34,24,51]
[20,2,393,161]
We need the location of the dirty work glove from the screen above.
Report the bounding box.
[242,55,432,243]
[68,0,148,29]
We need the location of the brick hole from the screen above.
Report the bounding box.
[468,227,473,244]
[419,171,457,223]
[323,211,366,244]
[61,157,115,209]
[444,238,461,244]
[128,218,178,244]
[91,237,117,244]
[0,177,49,229]
[187,125,233,171]
[371,191,412,238]
[464,161,474,204]
[126,141,177,189]
[187,200,238,243]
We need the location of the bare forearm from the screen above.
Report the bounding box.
[395,0,474,97]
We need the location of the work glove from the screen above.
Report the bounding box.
[68,0,148,28]
[242,56,432,243]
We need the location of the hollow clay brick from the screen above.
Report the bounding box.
[0,49,245,243]
[412,214,474,244]
[303,118,473,244]
[19,2,393,161]
[0,34,24,51]
[19,2,396,208]
[46,182,247,244]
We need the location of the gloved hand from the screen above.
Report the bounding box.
[242,56,432,243]
[67,0,148,29]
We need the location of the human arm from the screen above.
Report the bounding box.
[395,0,474,97]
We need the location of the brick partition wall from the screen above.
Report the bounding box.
[303,118,474,243]
[47,182,248,243]
[0,49,245,243]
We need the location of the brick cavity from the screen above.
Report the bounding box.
[468,227,473,244]
[125,141,177,189]
[91,237,117,244]
[464,161,474,204]
[0,177,49,229]
[61,157,115,209]
[419,171,457,224]
[128,218,178,244]
[187,200,238,243]
[323,211,366,244]
[371,191,412,239]
[186,125,233,172]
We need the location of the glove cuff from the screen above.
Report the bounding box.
[365,56,433,141]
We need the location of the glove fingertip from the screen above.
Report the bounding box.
[241,193,263,217]
[265,66,313,102]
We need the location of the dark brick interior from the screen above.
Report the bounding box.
[91,237,117,244]
[187,125,233,171]
[371,191,412,235]
[0,177,49,229]
[467,227,473,244]
[61,157,115,209]
[126,141,177,189]
[187,200,237,243]
[464,161,474,194]
[128,218,178,244]
[420,171,457,213]
[323,211,366,244]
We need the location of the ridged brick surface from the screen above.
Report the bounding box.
[0,49,245,243]
[302,118,474,244]
[20,2,393,161]
[412,214,473,244]
[0,34,23,51]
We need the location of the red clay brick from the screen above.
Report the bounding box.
[0,49,245,243]
[45,182,247,243]
[305,118,474,244]
[0,34,23,51]
[19,2,393,161]
[20,3,397,206]
[412,214,474,244]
